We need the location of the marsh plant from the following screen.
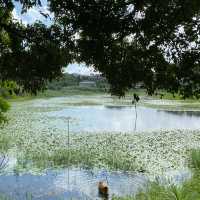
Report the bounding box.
[1,98,200,198]
[1,107,200,175]
[112,149,200,200]
[0,97,10,124]
[0,155,9,170]
[190,149,200,170]
[15,133,138,171]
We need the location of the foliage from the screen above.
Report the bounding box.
[49,0,200,97]
[190,149,200,170]
[1,0,200,98]
[46,73,108,93]
[0,81,20,98]
[112,180,200,200]
[47,73,79,90]
[0,97,9,124]
[0,0,71,94]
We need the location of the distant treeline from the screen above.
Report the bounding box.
[0,74,109,98]
[47,73,109,91]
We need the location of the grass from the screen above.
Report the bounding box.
[7,87,200,113]
[112,182,200,200]
[112,149,200,200]
[2,129,200,175]
[0,193,34,200]
[0,97,10,124]
[7,86,106,104]
[17,86,105,99]
[0,133,10,153]
[128,89,200,102]
[38,86,106,97]
[190,149,200,170]
[15,133,138,171]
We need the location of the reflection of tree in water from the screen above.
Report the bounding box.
[132,94,140,132]
[158,110,200,117]
[104,105,132,110]
[0,155,9,171]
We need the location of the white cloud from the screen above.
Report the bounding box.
[64,63,100,76]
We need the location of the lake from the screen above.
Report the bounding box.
[46,105,200,132]
[0,96,200,199]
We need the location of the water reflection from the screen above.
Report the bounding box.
[161,110,200,117]
[46,106,200,132]
[0,168,146,200]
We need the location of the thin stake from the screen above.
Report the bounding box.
[134,102,137,131]
[67,118,70,187]
[68,118,70,147]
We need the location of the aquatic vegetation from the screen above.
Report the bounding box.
[0,193,34,200]
[190,149,200,170]
[1,96,200,199]
[0,195,11,200]
[14,132,138,171]
[1,96,200,175]
[114,175,200,200]
[112,149,200,200]
[141,99,200,111]
[2,123,200,175]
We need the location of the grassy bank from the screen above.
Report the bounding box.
[128,89,200,101]
[6,87,200,113]
[8,86,106,102]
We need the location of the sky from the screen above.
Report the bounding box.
[64,64,100,75]
[12,1,98,75]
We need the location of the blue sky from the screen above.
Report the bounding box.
[12,0,52,25]
[12,1,98,75]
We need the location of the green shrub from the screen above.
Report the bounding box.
[0,97,10,124]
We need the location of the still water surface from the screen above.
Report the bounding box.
[46,106,200,132]
[0,168,146,200]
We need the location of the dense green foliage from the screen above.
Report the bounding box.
[0,81,20,97]
[46,73,108,93]
[0,97,9,124]
[0,0,70,94]
[49,0,200,97]
[1,0,200,98]
[47,73,79,90]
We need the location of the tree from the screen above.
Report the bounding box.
[1,0,200,98]
[0,0,72,94]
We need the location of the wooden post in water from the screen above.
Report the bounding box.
[134,102,137,131]
[67,118,70,146]
[67,118,70,187]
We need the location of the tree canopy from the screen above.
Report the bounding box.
[1,0,200,97]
